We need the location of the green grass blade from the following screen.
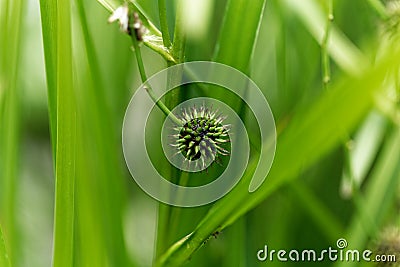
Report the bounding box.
[158,0,172,48]
[73,2,131,266]
[38,0,58,158]
[213,0,266,74]
[171,0,186,63]
[157,46,400,267]
[51,0,77,266]
[0,225,10,267]
[211,0,266,142]
[0,0,24,265]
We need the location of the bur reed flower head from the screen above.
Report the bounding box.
[171,105,230,169]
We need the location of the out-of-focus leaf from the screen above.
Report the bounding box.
[283,0,368,76]
[335,125,400,267]
[340,111,387,198]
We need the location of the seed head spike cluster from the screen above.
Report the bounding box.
[171,105,230,169]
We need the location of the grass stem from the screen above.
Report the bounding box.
[130,33,181,125]
[171,0,186,63]
[154,1,187,263]
[158,0,172,48]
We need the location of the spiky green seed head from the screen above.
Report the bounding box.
[172,105,230,168]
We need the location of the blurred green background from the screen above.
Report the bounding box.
[1,0,400,266]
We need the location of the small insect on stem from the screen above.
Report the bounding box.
[212,231,221,239]
[202,230,222,245]
[108,5,147,41]
[132,12,144,41]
